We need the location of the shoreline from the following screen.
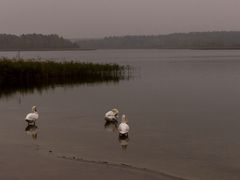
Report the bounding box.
[0,48,97,51]
[1,48,240,52]
[56,154,186,180]
[0,141,185,180]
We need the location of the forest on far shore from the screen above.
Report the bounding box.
[1,31,240,50]
[76,31,240,49]
[0,34,78,50]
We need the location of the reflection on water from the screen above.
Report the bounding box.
[118,134,129,151]
[0,78,125,100]
[25,124,38,140]
[104,121,118,133]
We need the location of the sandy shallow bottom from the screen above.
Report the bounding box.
[0,142,184,180]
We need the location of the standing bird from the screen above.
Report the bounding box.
[25,106,39,125]
[104,108,119,121]
[118,114,130,136]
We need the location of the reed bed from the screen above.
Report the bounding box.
[0,58,131,98]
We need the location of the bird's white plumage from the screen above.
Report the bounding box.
[118,114,129,134]
[118,122,130,134]
[25,112,38,121]
[104,108,119,121]
[25,106,39,123]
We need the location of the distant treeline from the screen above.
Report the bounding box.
[76,31,240,49]
[3,31,240,50]
[0,34,78,50]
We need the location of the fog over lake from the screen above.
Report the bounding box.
[1,0,240,38]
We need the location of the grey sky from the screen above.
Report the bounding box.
[0,0,240,38]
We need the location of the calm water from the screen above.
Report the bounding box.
[1,50,240,180]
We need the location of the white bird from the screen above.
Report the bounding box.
[118,114,130,135]
[25,106,39,124]
[104,108,119,121]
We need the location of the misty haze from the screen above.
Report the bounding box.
[1,0,240,180]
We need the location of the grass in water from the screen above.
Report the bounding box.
[0,58,131,98]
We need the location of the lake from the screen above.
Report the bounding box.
[1,49,240,180]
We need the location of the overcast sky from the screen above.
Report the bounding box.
[0,0,240,38]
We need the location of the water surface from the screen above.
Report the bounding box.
[1,50,240,180]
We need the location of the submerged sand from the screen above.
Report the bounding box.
[0,142,184,180]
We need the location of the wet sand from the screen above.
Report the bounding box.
[0,142,184,180]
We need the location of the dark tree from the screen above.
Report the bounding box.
[0,34,78,50]
[76,31,240,49]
